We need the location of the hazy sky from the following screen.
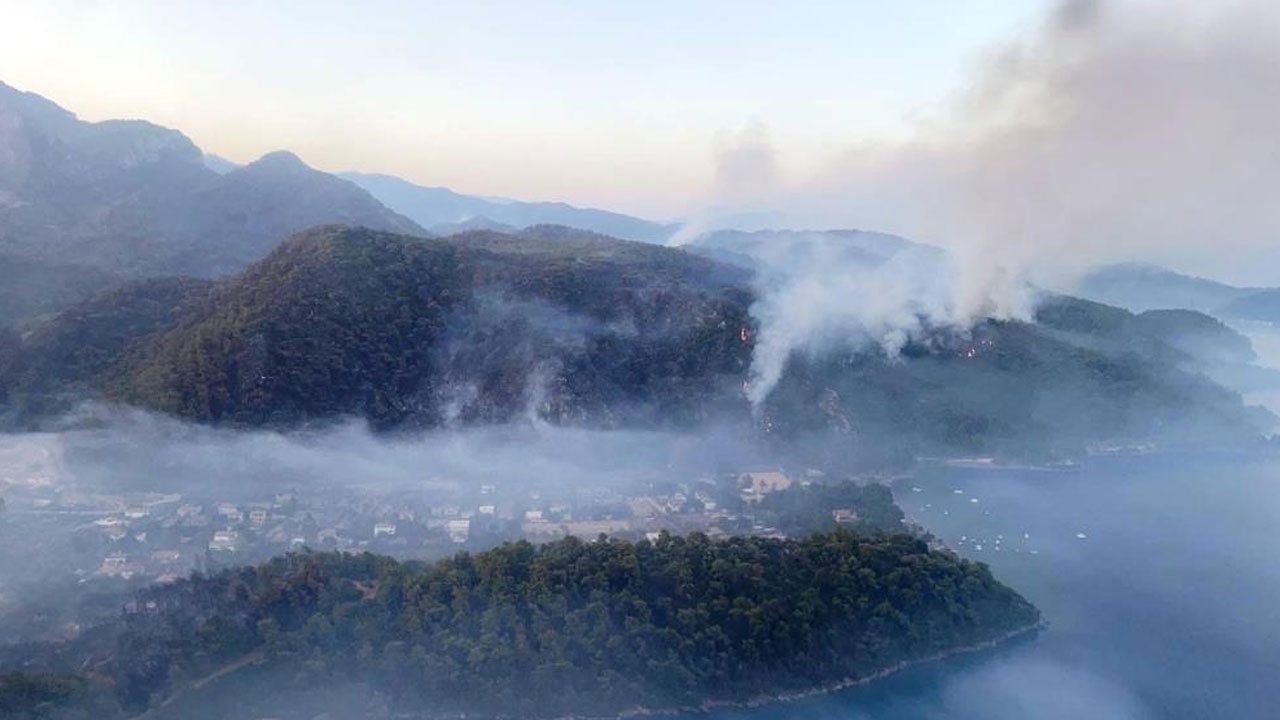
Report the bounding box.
[7,1,1278,286]
[0,0,1054,218]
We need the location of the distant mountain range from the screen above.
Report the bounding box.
[0,79,945,325]
[337,171,678,243]
[0,79,1274,455]
[0,81,423,279]
[0,80,422,322]
[682,227,933,271]
[1076,263,1256,314]
[1077,263,1280,326]
[0,80,691,324]
[202,161,681,244]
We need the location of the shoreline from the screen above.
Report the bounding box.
[133,618,1045,720]
[395,620,1044,720]
[613,621,1044,719]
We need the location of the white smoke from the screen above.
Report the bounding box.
[683,0,1280,406]
[668,120,789,246]
[734,235,1032,407]
[787,0,1280,285]
[711,119,782,206]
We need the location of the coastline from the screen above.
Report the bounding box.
[386,620,1045,720]
[612,621,1045,719]
[137,616,1044,720]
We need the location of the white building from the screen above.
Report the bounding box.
[447,519,471,543]
[209,530,239,552]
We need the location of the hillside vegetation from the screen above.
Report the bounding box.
[3,531,1038,719]
[98,226,753,429]
[0,226,1269,458]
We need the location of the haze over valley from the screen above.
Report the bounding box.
[2,1,1280,718]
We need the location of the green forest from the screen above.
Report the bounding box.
[1,226,1266,459]
[3,530,1038,719]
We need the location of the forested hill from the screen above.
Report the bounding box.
[111,225,755,430]
[0,225,1271,456]
[2,531,1039,719]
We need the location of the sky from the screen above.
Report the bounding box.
[0,0,1054,218]
[4,0,1280,286]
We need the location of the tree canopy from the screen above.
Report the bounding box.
[10,531,1037,719]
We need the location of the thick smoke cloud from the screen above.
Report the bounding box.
[670,120,790,246]
[786,0,1280,286]
[711,119,782,207]
[738,236,1030,408]
[686,0,1280,405]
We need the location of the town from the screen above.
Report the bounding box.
[0,434,904,641]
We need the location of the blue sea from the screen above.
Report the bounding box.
[687,452,1280,720]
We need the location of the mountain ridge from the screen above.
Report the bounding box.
[340,171,678,244]
[0,225,1269,462]
[1078,262,1280,329]
[0,80,426,298]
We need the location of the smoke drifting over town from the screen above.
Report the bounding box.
[45,406,761,496]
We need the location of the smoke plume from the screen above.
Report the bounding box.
[687,0,1280,406]
[793,0,1280,284]
[740,235,1031,408]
